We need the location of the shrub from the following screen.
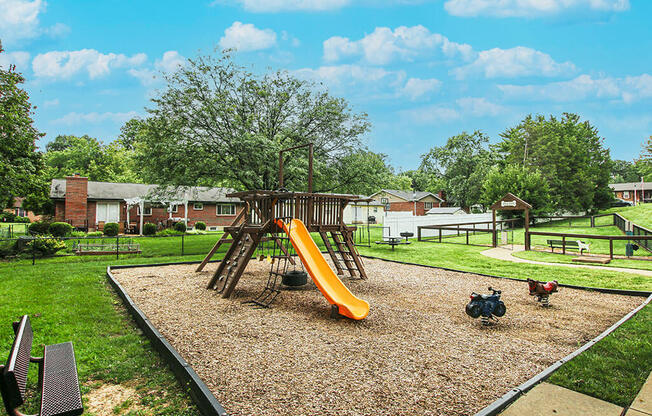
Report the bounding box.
[0,212,16,222]
[143,222,157,236]
[86,231,103,237]
[174,222,187,233]
[28,221,52,235]
[156,228,182,236]
[23,237,67,256]
[103,222,119,236]
[194,221,206,230]
[49,222,73,237]
[0,240,16,258]
[13,216,30,223]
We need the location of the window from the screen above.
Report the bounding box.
[193,202,203,211]
[424,202,434,210]
[374,207,378,213]
[136,206,152,216]
[381,197,389,204]
[170,204,178,213]
[623,191,630,199]
[216,204,236,216]
[97,202,121,222]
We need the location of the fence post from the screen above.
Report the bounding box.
[116,236,119,260]
[466,230,469,245]
[32,237,36,266]
[181,233,185,256]
[439,229,442,243]
[562,235,566,255]
[609,240,613,259]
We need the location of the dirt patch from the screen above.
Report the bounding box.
[85,383,142,415]
[111,259,643,416]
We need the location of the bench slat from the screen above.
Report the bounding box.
[2,315,32,412]
[40,342,83,416]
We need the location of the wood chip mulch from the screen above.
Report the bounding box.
[111,258,642,416]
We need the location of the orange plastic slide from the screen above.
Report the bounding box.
[276,219,369,320]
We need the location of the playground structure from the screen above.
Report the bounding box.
[197,143,369,319]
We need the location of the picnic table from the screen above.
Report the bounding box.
[375,236,411,250]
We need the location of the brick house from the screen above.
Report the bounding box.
[368,189,445,216]
[3,197,41,222]
[609,181,651,204]
[50,175,244,233]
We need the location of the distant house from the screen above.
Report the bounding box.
[3,197,41,222]
[368,189,445,216]
[609,181,651,204]
[426,207,466,215]
[50,175,244,233]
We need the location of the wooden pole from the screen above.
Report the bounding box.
[492,209,497,247]
[525,208,530,250]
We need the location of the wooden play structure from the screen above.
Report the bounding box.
[197,143,369,319]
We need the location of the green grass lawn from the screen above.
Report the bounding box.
[514,250,652,272]
[0,219,649,413]
[604,203,652,230]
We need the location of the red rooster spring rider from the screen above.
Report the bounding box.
[527,279,558,307]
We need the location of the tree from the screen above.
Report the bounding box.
[130,52,371,193]
[496,113,612,213]
[635,136,652,181]
[0,43,46,210]
[611,159,641,183]
[482,164,552,219]
[420,131,493,209]
[44,134,142,183]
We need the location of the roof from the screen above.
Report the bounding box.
[369,189,443,202]
[50,179,240,203]
[489,193,532,211]
[426,207,466,214]
[609,182,651,192]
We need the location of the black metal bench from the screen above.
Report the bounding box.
[547,239,589,254]
[0,315,83,416]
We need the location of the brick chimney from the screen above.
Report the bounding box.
[437,190,446,207]
[65,174,88,228]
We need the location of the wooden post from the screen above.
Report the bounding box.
[466,230,469,245]
[562,235,566,255]
[525,209,530,250]
[492,209,497,247]
[609,240,614,259]
[439,228,442,243]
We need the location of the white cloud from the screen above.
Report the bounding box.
[399,105,460,124]
[451,46,575,79]
[0,50,30,71]
[52,111,140,125]
[213,0,350,12]
[323,25,474,65]
[444,0,630,18]
[32,49,147,80]
[219,21,277,52]
[400,77,442,100]
[296,64,404,89]
[456,97,506,116]
[0,0,70,46]
[498,73,652,103]
[43,98,59,107]
[129,50,186,86]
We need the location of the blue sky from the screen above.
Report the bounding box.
[1,0,650,169]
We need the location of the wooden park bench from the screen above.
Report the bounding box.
[547,239,590,254]
[0,315,83,416]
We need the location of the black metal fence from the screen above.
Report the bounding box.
[632,224,652,252]
[0,233,226,265]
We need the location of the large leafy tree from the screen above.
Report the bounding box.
[127,52,372,192]
[611,159,642,183]
[0,44,46,210]
[130,52,373,193]
[636,136,652,181]
[482,164,552,219]
[420,131,493,209]
[496,113,612,213]
[44,134,141,183]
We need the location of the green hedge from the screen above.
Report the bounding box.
[49,222,73,237]
[103,223,119,236]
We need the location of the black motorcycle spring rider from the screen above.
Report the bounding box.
[465,287,506,325]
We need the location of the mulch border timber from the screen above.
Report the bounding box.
[107,256,652,416]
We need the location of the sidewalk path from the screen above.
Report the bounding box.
[481,245,652,277]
